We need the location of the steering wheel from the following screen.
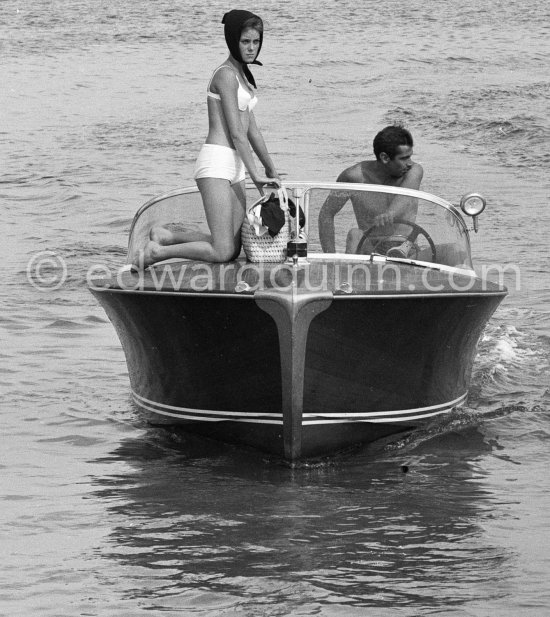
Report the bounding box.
[355,218,437,262]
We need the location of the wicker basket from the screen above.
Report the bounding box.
[241,188,291,263]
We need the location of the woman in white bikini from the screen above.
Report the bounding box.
[136,9,280,267]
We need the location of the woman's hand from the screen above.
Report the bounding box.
[252,172,281,194]
[262,167,281,188]
[264,166,279,180]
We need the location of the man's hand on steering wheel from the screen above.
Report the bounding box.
[373,211,395,226]
[355,218,437,262]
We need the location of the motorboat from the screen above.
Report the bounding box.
[89,182,507,462]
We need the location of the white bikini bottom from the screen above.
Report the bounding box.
[193,144,246,185]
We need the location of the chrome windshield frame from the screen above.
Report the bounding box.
[127,182,473,268]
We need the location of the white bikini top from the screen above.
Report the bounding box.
[207,65,258,112]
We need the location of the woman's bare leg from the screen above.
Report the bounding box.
[150,226,211,245]
[229,179,247,258]
[132,178,245,267]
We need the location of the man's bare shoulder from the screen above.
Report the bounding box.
[336,162,369,184]
[408,161,423,176]
[400,162,424,188]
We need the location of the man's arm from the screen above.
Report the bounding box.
[373,163,423,226]
[318,169,353,252]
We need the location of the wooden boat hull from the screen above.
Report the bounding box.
[91,260,505,461]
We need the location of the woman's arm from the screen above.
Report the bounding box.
[247,111,278,180]
[216,70,277,190]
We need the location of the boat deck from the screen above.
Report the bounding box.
[93,258,506,298]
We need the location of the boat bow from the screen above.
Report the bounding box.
[255,285,333,460]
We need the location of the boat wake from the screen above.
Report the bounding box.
[470,319,549,405]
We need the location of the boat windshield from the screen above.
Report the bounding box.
[303,184,473,269]
[127,187,207,264]
[126,183,473,270]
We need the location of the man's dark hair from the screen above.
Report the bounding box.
[373,125,413,160]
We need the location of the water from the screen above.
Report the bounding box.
[1,0,549,614]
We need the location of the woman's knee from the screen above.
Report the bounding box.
[229,244,242,261]
[211,241,239,262]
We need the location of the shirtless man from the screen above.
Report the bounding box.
[318,125,423,253]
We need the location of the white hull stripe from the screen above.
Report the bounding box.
[132,391,467,425]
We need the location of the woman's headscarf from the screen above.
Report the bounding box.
[222,10,263,88]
